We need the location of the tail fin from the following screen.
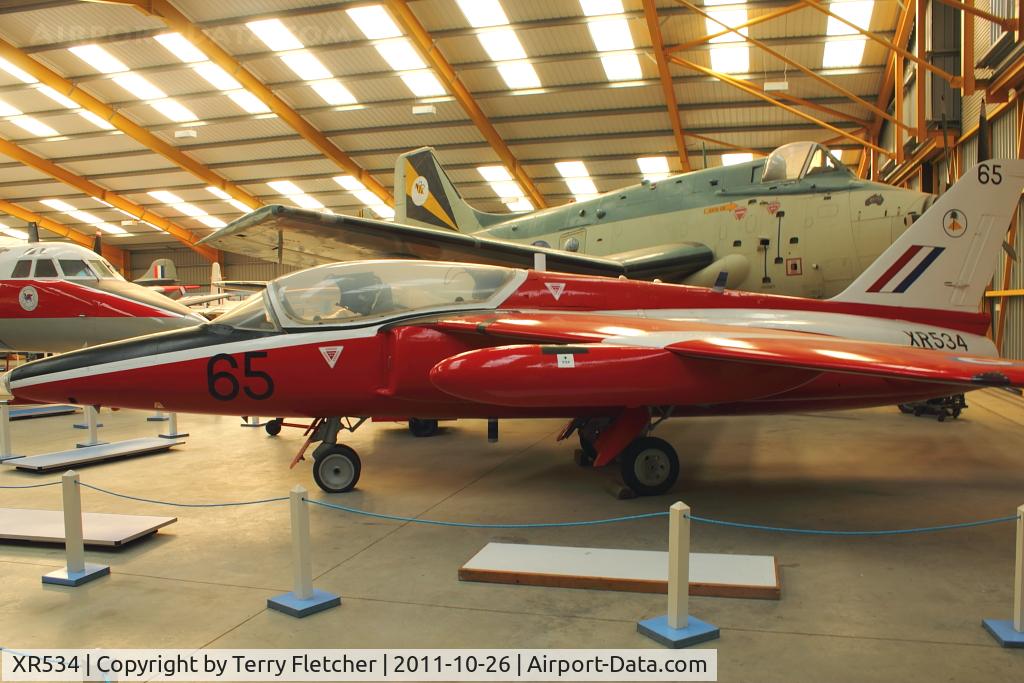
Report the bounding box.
[134,258,178,285]
[211,261,223,295]
[394,147,509,232]
[833,160,1024,313]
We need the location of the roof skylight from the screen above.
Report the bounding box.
[706,0,750,74]
[722,152,754,166]
[636,156,670,181]
[578,0,642,83]
[556,160,599,201]
[347,5,449,99]
[823,1,874,68]
[247,19,356,106]
[333,175,395,218]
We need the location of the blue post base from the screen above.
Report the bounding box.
[147,416,169,422]
[982,619,1024,648]
[159,432,189,439]
[267,589,340,618]
[240,419,268,428]
[637,615,720,649]
[42,563,110,587]
[75,441,108,448]
[73,422,103,429]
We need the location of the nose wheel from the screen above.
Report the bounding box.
[312,444,362,493]
[617,436,679,496]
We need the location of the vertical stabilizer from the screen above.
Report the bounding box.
[394,147,510,232]
[832,160,1024,312]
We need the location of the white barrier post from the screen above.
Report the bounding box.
[75,406,106,448]
[668,502,690,631]
[240,415,267,428]
[534,252,546,272]
[159,412,188,440]
[267,486,340,617]
[42,471,109,586]
[0,400,23,462]
[637,501,719,648]
[983,504,1024,646]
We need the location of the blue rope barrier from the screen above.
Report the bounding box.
[305,498,669,528]
[78,482,288,508]
[688,514,1020,536]
[0,481,59,489]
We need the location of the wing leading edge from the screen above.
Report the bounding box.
[199,205,714,281]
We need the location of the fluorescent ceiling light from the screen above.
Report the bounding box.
[556,161,589,178]
[154,33,206,63]
[173,202,206,217]
[268,180,302,195]
[227,90,271,113]
[352,190,381,206]
[11,116,57,137]
[113,73,166,100]
[600,53,642,81]
[247,19,303,51]
[400,70,445,97]
[68,210,102,224]
[478,166,512,182]
[823,40,866,68]
[375,39,425,71]
[637,156,670,180]
[149,190,183,204]
[722,152,754,166]
[281,51,332,81]
[346,5,402,39]
[566,178,598,196]
[705,2,749,74]
[0,224,29,239]
[457,0,509,27]
[481,29,527,61]
[77,110,115,130]
[197,215,227,228]
[369,204,395,219]
[334,176,365,191]
[490,180,523,198]
[193,62,240,91]
[96,222,127,235]
[497,61,540,89]
[36,85,77,109]
[710,45,749,73]
[0,98,21,116]
[206,187,230,199]
[0,57,37,84]
[580,0,623,16]
[587,17,634,51]
[311,79,356,105]
[506,198,534,212]
[291,194,324,209]
[827,1,874,34]
[41,198,76,211]
[150,99,197,122]
[69,45,127,73]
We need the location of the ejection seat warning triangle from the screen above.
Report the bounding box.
[319,346,344,368]
[545,282,566,300]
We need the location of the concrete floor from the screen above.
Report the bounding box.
[1,391,1023,681]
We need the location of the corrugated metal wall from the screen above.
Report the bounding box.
[988,108,1024,360]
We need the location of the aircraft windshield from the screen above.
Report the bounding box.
[270,261,516,327]
[761,142,848,183]
[215,292,281,332]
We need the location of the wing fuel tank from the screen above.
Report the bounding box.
[429,343,815,407]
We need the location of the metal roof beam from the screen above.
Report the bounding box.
[644,0,691,171]
[101,0,393,205]
[0,198,128,268]
[0,136,220,261]
[384,0,546,208]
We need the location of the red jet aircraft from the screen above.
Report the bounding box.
[7,161,1024,495]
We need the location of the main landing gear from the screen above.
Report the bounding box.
[563,408,680,496]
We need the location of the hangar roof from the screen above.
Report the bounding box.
[0,0,897,252]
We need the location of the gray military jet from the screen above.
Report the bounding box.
[202,141,932,298]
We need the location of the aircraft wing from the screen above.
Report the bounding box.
[424,312,1024,407]
[199,205,714,281]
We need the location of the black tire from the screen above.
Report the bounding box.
[265,418,283,436]
[408,418,439,437]
[898,404,914,414]
[312,444,362,493]
[575,434,597,467]
[618,437,679,496]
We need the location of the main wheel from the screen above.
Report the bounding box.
[618,437,679,496]
[265,418,283,436]
[408,418,439,437]
[312,444,362,493]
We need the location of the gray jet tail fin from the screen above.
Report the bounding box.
[394,147,510,232]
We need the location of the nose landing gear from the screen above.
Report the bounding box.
[297,416,368,494]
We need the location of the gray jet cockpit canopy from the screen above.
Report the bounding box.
[761,141,851,183]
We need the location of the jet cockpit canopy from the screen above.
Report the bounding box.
[220,260,521,330]
[761,142,850,183]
